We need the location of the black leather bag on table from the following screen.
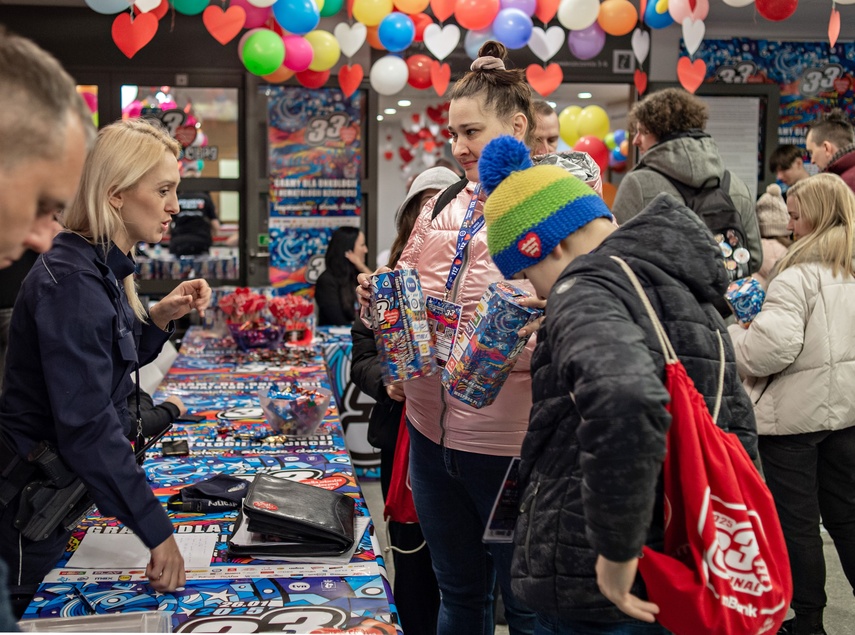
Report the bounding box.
[239,473,355,556]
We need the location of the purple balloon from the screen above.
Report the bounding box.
[230,0,272,29]
[499,0,536,16]
[567,22,605,61]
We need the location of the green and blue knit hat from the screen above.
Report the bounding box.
[480,136,612,279]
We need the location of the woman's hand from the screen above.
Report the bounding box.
[517,296,547,338]
[345,250,373,275]
[150,279,212,331]
[356,266,392,309]
[595,555,659,623]
[386,382,405,402]
[164,395,188,416]
[146,535,186,592]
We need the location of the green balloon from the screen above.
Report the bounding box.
[604,132,617,151]
[242,30,286,77]
[320,0,343,17]
[172,0,210,15]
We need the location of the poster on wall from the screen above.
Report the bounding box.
[267,87,364,295]
[690,39,855,153]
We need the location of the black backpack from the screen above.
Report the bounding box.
[646,166,752,281]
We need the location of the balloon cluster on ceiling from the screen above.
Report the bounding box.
[91,0,813,97]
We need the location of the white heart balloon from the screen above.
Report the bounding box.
[423,153,437,168]
[682,18,705,57]
[528,26,564,62]
[134,0,160,12]
[631,28,650,64]
[334,22,367,58]
[556,0,599,31]
[428,122,439,136]
[721,0,753,6]
[423,24,461,61]
[246,0,277,6]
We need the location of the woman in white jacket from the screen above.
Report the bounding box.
[729,173,855,635]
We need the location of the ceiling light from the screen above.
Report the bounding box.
[384,108,397,115]
[377,115,384,121]
[578,92,593,99]
[397,99,412,107]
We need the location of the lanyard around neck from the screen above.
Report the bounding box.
[445,184,484,294]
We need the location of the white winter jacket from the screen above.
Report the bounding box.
[728,261,855,436]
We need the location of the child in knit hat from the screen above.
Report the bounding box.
[478,135,757,632]
[754,183,793,288]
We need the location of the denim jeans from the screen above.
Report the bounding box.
[535,614,670,635]
[759,427,855,614]
[407,421,535,635]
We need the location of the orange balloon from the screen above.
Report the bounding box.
[366,25,387,50]
[394,0,429,13]
[597,0,638,36]
[263,65,296,83]
[534,0,560,23]
[430,0,456,21]
[619,139,630,156]
[455,0,499,30]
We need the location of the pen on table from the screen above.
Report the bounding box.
[72,586,101,615]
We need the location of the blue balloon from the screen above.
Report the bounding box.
[492,8,532,50]
[377,13,415,53]
[85,0,129,14]
[464,27,494,60]
[612,146,627,162]
[273,0,320,36]
[644,0,674,29]
[613,129,627,145]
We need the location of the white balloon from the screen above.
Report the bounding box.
[246,0,278,6]
[556,0,599,31]
[422,23,461,61]
[721,0,753,6]
[528,25,564,62]
[682,18,705,57]
[85,0,131,14]
[835,0,855,4]
[631,28,650,64]
[334,22,367,58]
[134,0,160,12]
[369,55,408,96]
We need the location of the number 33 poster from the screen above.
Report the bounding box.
[267,88,364,296]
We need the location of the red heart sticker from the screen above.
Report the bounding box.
[430,61,451,97]
[111,12,158,59]
[526,63,563,97]
[338,64,363,98]
[517,232,542,258]
[384,308,401,324]
[634,68,648,95]
[307,475,349,490]
[202,5,245,45]
[252,500,279,512]
[676,56,707,94]
[340,125,357,145]
[174,124,197,148]
[833,76,850,94]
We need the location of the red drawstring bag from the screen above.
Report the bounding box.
[613,257,792,635]
[384,406,419,524]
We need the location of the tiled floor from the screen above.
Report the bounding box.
[362,479,854,634]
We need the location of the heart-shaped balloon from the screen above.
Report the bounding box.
[399,146,414,163]
[135,0,161,12]
[424,140,437,152]
[430,0,456,22]
[428,122,440,136]
[111,12,158,58]
[634,68,648,94]
[534,0,560,23]
[422,23,460,61]
[681,18,705,57]
[829,8,840,48]
[403,130,421,145]
[426,105,444,123]
[338,63,364,97]
[528,25,564,62]
[334,22,367,58]
[430,61,451,96]
[202,5,246,45]
[525,63,563,97]
[677,56,706,93]
[384,150,394,160]
[631,28,649,64]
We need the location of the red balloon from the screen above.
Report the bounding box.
[573,135,609,174]
[296,69,331,88]
[455,0,499,30]
[755,0,797,21]
[411,12,434,41]
[406,54,433,89]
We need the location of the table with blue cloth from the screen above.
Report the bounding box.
[18,327,399,633]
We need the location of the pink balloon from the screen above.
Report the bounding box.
[282,35,313,72]
[669,0,708,22]
[230,0,272,28]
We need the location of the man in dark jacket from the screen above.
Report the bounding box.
[805,109,855,193]
[478,136,757,632]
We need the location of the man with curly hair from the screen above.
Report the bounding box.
[611,88,762,276]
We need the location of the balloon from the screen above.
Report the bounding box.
[172,0,209,13]
[231,0,272,26]
[567,22,605,60]
[556,0,599,30]
[619,139,630,156]
[613,128,626,145]
[604,131,616,150]
[668,0,708,22]
[272,0,320,34]
[455,0,500,31]
[320,0,343,14]
[366,25,387,49]
[573,135,609,173]
[369,54,409,95]
[721,0,753,5]
[406,54,433,89]
[500,0,535,14]
[296,69,331,88]
[394,0,430,13]
[353,0,393,25]
[464,27,494,59]
[412,12,434,40]
[305,30,340,71]
[241,28,286,75]
[85,0,129,13]
[597,0,638,36]
[612,146,627,160]
[575,105,610,139]
[558,105,581,146]
[644,0,674,29]
[123,99,143,119]
[263,64,296,82]
[492,8,532,49]
[378,12,415,51]
[282,35,314,71]
[755,0,797,20]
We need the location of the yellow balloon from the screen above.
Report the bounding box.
[353,0,393,26]
[393,0,429,13]
[558,105,582,147]
[316,0,325,10]
[305,30,341,71]
[576,105,610,140]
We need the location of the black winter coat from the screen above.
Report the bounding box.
[511,194,758,622]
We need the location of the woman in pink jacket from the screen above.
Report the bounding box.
[358,42,539,635]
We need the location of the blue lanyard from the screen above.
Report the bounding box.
[445,184,484,294]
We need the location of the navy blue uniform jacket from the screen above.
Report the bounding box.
[0,232,173,549]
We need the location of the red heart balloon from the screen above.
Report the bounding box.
[676,56,706,93]
[203,5,246,45]
[403,130,421,145]
[430,61,451,97]
[338,64,363,98]
[534,0,560,24]
[112,12,158,59]
[426,105,445,123]
[399,147,414,163]
[430,0,455,21]
[525,63,563,97]
[384,150,394,160]
[634,68,648,95]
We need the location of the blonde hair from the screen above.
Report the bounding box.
[776,173,855,279]
[64,119,181,320]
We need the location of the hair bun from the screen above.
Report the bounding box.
[479,135,532,195]
[477,41,508,63]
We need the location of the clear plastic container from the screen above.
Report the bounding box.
[18,610,172,632]
[259,384,332,436]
